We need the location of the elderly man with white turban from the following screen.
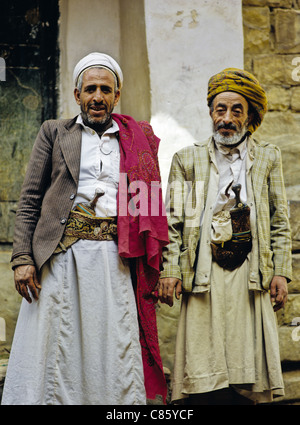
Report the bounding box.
[2,53,169,405]
[158,68,292,405]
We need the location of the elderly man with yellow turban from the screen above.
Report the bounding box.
[2,53,169,405]
[158,68,292,404]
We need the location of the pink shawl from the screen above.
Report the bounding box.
[112,114,169,403]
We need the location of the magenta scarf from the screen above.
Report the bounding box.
[112,113,169,403]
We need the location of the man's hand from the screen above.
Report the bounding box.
[156,277,183,307]
[270,275,288,312]
[14,265,41,303]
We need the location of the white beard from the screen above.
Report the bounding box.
[212,124,248,146]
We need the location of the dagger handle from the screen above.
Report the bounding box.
[232,184,243,208]
[89,188,105,210]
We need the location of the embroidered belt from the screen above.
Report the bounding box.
[54,210,117,254]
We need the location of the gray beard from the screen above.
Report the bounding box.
[80,99,115,131]
[213,125,248,147]
[81,110,111,127]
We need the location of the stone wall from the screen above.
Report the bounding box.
[243,0,300,404]
[243,0,300,195]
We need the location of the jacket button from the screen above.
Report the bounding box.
[70,194,75,200]
[60,218,67,224]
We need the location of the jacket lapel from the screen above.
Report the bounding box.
[186,139,211,264]
[59,117,82,185]
[193,138,211,204]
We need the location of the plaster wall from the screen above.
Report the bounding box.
[58,0,244,193]
[144,0,244,193]
[58,0,121,119]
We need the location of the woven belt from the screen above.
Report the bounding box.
[54,210,117,254]
[64,210,117,240]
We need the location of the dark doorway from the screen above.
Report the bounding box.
[0,0,59,242]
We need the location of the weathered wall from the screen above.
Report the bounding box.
[59,0,151,122]
[0,0,59,359]
[243,0,300,197]
[276,201,300,404]
[146,0,244,193]
[119,0,151,122]
[0,1,59,399]
[58,0,121,119]
[243,0,300,404]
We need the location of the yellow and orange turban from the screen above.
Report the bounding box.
[207,68,267,134]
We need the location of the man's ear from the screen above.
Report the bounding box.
[209,101,214,117]
[74,88,81,105]
[247,113,254,127]
[114,89,121,107]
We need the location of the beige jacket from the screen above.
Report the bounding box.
[160,137,293,292]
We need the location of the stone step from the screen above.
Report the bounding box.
[273,368,300,404]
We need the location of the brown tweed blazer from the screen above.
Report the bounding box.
[12,117,83,270]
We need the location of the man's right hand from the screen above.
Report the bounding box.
[156,277,183,307]
[14,265,41,303]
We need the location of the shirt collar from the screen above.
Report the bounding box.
[214,137,248,160]
[76,114,119,136]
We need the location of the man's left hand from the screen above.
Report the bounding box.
[155,277,182,307]
[270,275,288,312]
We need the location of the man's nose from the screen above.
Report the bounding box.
[223,109,233,124]
[93,88,103,102]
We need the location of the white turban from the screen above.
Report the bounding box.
[73,52,123,89]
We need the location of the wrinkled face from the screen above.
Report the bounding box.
[74,68,120,128]
[210,91,251,146]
